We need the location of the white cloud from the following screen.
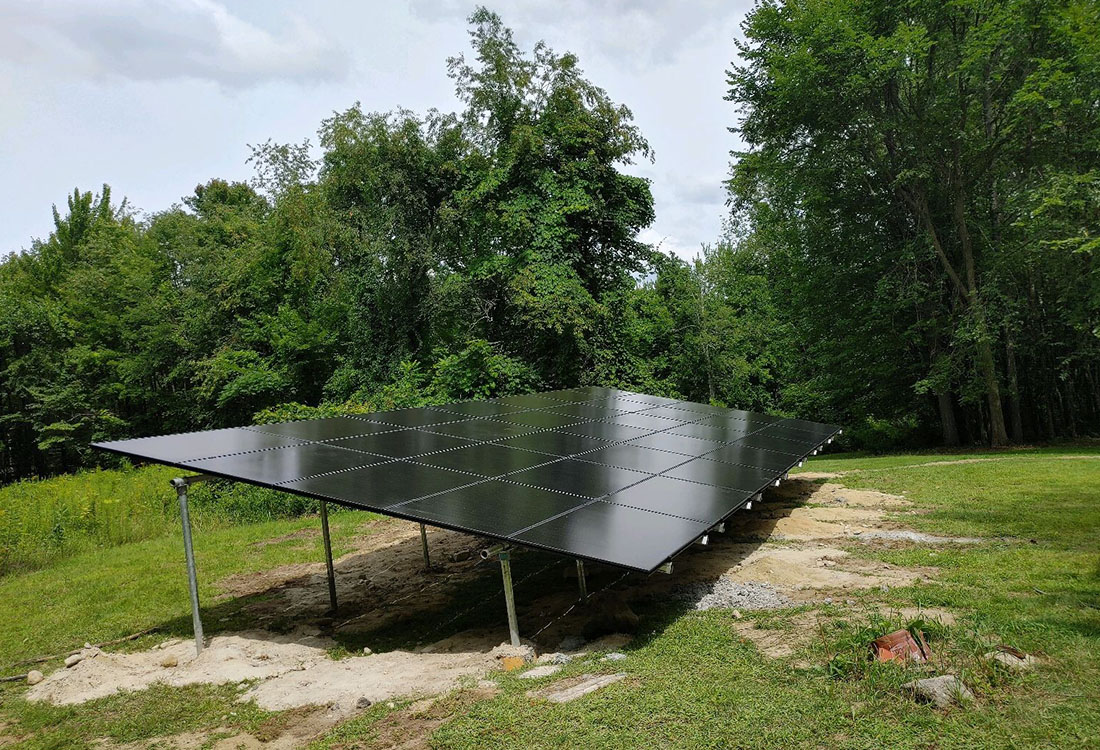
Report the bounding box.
[0,0,348,88]
[412,0,731,69]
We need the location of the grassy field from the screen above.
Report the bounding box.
[0,445,1097,748]
[0,464,334,576]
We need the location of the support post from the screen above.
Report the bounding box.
[499,551,521,647]
[420,523,431,570]
[320,500,337,613]
[576,559,588,601]
[171,477,205,655]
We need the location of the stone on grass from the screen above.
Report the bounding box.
[518,664,562,680]
[25,670,43,685]
[536,652,572,666]
[531,673,628,704]
[985,650,1037,671]
[902,675,973,708]
[356,696,372,709]
[602,652,627,662]
[490,643,536,663]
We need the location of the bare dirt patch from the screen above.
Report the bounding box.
[28,628,500,714]
[731,611,823,659]
[358,686,499,750]
[26,476,964,745]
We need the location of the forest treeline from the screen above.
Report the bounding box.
[1,3,1097,483]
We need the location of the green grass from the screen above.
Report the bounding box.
[0,464,338,576]
[0,446,1097,748]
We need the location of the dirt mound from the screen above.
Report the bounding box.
[27,628,499,714]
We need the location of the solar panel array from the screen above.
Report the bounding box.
[93,387,840,572]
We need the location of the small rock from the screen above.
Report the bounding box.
[823,598,833,605]
[602,652,627,662]
[362,647,373,655]
[500,656,526,672]
[490,643,536,663]
[902,675,973,708]
[536,652,573,665]
[822,560,836,568]
[386,702,395,709]
[518,664,562,679]
[730,610,743,619]
[64,653,83,668]
[26,670,43,685]
[159,654,178,668]
[845,599,855,605]
[356,697,372,709]
[879,585,890,592]
[985,650,1037,671]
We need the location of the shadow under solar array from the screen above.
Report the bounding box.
[92,387,840,572]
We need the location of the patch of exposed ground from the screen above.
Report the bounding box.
[28,628,499,713]
[352,686,499,750]
[100,708,337,750]
[731,611,823,659]
[25,476,970,745]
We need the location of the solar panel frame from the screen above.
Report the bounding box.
[91,389,840,572]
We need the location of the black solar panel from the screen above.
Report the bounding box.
[92,387,840,572]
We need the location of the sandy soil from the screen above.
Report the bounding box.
[25,476,974,747]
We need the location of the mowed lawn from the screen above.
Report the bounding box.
[1,446,1098,749]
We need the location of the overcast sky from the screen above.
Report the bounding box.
[0,0,752,260]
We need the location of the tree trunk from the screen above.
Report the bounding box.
[1004,334,1024,442]
[937,391,960,446]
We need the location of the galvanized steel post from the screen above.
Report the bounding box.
[320,500,337,613]
[499,551,520,647]
[171,477,205,656]
[420,523,431,570]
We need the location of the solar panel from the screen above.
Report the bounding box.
[92,387,840,573]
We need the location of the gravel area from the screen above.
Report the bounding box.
[674,578,792,611]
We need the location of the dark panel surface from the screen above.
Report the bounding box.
[92,387,840,573]
[328,430,472,459]
[491,410,587,429]
[495,431,608,457]
[706,444,800,472]
[514,500,710,572]
[558,421,654,443]
[603,413,687,432]
[94,428,306,464]
[356,408,463,428]
[429,401,530,418]
[281,461,481,509]
[605,476,751,523]
[578,444,691,474]
[397,480,586,536]
[636,405,707,422]
[626,432,724,457]
[544,403,628,420]
[420,419,535,442]
[505,459,648,499]
[410,443,554,477]
[666,422,753,444]
[661,458,775,493]
[733,435,805,456]
[186,443,386,485]
[247,417,400,441]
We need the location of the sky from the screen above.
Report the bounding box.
[0,0,753,260]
